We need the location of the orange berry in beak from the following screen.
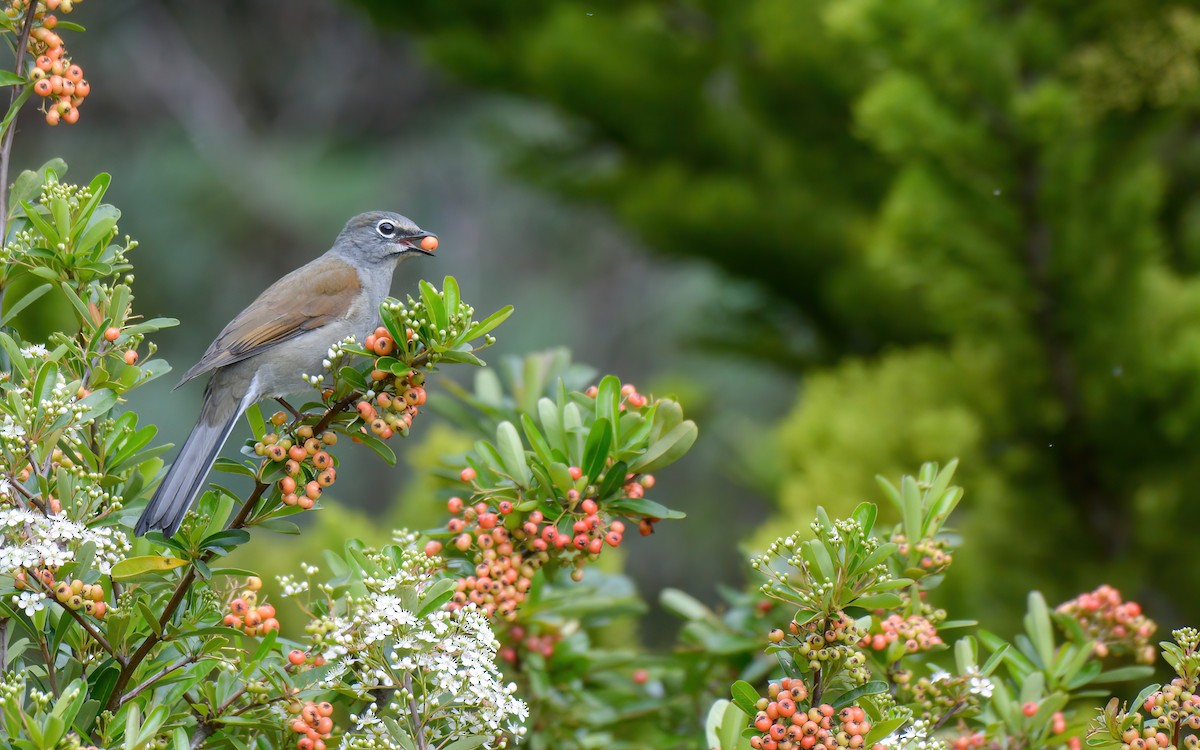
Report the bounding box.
[420,235,438,252]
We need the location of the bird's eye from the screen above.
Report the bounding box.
[376,220,397,238]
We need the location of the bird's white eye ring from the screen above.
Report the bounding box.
[376,220,397,238]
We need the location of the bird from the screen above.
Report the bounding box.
[134,211,437,537]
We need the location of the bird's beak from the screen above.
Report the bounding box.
[396,230,438,256]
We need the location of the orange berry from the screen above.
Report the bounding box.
[279,477,296,495]
[447,496,464,513]
[460,467,477,482]
[298,496,315,510]
[424,540,443,557]
[305,481,321,500]
[288,445,307,462]
[123,350,138,365]
[288,649,306,666]
[92,601,107,618]
[244,610,261,627]
[312,451,331,469]
[223,614,239,627]
[420,235,438,252]
[229,598,248,615]
[316,716,333,734]
[63,106,78,125]
[42,14,57,29]
[282,493,299,506]
[65,64,82,83]
[372,337,393,356]
[102,326,120,341]
[74,79,88,97]
[317,468,335,487]
[298,739,314,750]
[45,108,60,126]
[568,466,583,480]
[316,702,334,717]
[292,719,309,734]
[33,79,52,97]
[1022,702,1038,717]
[260,617,280,633]
[257,603,275,619]
[35,55,52,70]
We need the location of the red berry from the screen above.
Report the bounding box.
[424,540,443,557]
[1022,702,1038,717]
[288,649,306,665]
[460,467,477,482]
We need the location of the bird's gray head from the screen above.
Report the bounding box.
[333,211,437,265]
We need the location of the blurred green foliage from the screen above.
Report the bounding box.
[348,0,1200,628]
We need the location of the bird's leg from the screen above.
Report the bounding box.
[275,398,303,421]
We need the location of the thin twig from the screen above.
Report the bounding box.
[119,652,200,704]
[0,0,39,238]
[405,671,428,750]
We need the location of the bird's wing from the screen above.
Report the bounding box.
[176,256,361,387]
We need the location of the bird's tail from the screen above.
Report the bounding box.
[135,381,243,537]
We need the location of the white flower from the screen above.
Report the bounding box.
[19,344,47,358]
[12,590,46,616]
[968,675,994,698]
[0,415,25,440]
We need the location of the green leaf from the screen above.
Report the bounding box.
[495,420,531,486]
[628,420,698,473]
[1024,591,1056,669]
[851,501,878,536]
[852,592,903,610]
[661,588,713,621]
[420,279,447,331]
[0,71,24,87]
[245,403,265,440]
[865,717,909,745]
[582,418,612,480]
[729,680,761,716]
[356,431,397,465]
[111,555,188,579]
[462,305,513,342]
[417,578,457,618]
[608,496,686,520]
[0,282,51,326]
[442,275,460,325]
[137,600,163,637]
[830,680,888,709]
[201,528,251,552]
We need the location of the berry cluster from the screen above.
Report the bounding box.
[221,576,280,636]
[16,567,107,618]
[1117,722,1194,750]
[948,731,986,750]
[781,613,869,677]
[584,381,649,409]
[891,533,953,575]
[892,670,981,724]
[287,648,327,668]
[355,326,426,440]
[749,686,876,750]
[1143,677,1200,736]
[255,417,339,511]
[288,700,334,750]
[497,624,561,664]
[860,614,942,653]
[1057,584,1157,663]
[101,325,140,367]
[434,465,631,615]
[6,0,90,126]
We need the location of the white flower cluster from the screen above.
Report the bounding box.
[0,507,129,578]
[296,535,527,749]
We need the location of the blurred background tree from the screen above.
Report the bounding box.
[11,0,1200,640]
[342,0,1200,629]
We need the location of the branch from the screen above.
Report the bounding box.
[119,652,201,704]
[405,671,428,750]
[0,0,39,238]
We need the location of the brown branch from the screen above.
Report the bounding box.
[405,671,429,750]
[119,652,200,704]
[0,0,39,238]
